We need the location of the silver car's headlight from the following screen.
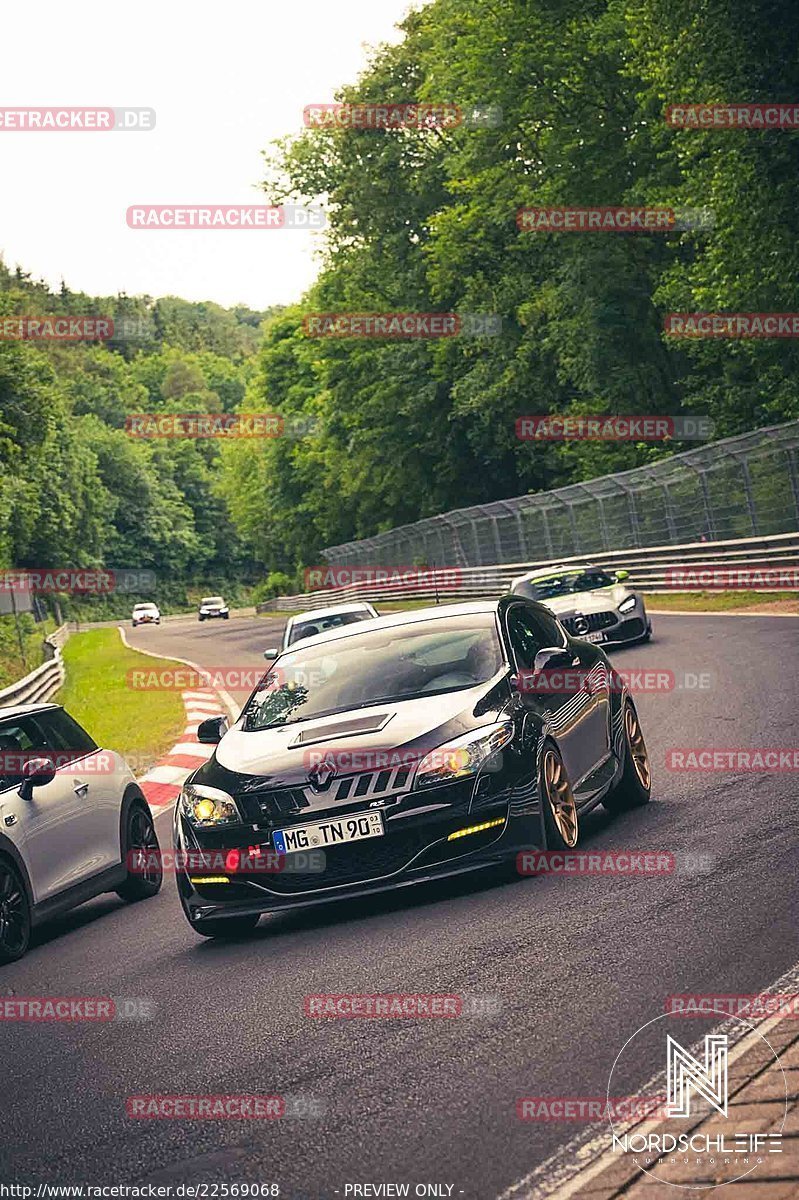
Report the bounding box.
[179,783,242,827]
[413,722,514,790]
[618,595,637,613]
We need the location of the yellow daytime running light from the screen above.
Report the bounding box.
[447,817,505,841]
[193,798,216,822]
[189,875,230,884]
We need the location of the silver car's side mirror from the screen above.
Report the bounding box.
[18,756,57,801]
[263,648,279,660]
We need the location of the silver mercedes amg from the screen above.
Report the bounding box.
[510,564,652,647]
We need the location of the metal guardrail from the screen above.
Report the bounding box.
[0,625,69,707]
[260,532,799,611]
[321,420,799,568]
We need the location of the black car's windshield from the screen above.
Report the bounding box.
[288,609,373,646]
[242,613,502,731]
[525,569,615,600]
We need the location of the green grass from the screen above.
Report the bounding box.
[644,590,798,612]
[56,628,187,774]
[0,615,56,689]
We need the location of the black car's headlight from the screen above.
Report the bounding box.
[618,595,637,613]
[179,783,242,827]
[413,722,514,790]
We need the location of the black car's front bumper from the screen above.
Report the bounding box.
[174,794,539,923]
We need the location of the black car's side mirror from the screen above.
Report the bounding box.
[510,648,580,697]
[18,756,57,801]
[532,647,576,673]
[197,715,228,744]
[263,648,279,660]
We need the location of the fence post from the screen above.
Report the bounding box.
[787,448,799,529]
[737,456,759,535]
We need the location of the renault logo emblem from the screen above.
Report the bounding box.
[308,761,336,792]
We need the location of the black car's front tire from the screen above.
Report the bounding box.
[603,702,652,814]
[540,744,580,849]
[186,912,261,939]
[116,804,163,901]
[0,857,31,964]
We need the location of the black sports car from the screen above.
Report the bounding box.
[173,597,651,938]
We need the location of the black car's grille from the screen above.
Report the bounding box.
[248,825,438,893]
[237,788,308,821]
[237,765,414,821]
[562,611,617,635]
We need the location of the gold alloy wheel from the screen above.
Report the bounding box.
[625,705,651,791]
[543,750,578,847]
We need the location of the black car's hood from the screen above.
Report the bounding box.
[204,678,509,789]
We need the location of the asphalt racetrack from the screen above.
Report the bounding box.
[1,611,797,1197]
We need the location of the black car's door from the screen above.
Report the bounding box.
[502,601,609,792]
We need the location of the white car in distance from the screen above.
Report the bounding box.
[264,601,379,659]
[131,602,161,627]
[198,596,230,622]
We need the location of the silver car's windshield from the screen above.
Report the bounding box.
[525,569,615,600]
[243,613,502,730]
[288,609,373,646]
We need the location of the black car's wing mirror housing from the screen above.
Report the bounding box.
[509,648,579,697]
[197,715,228,744]
[532,647,577,673]
[18,756,57,801]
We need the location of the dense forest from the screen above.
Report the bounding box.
[224,0,799,570]
[0,262,271,604]
[2,0,798,595]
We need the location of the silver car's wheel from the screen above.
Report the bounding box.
[0,859,30,964]
[117,805,163,902]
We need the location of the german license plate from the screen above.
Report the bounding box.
[273,811,384,854]
[585,630,606,643]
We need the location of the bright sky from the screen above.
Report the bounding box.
[0,0,414,310]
